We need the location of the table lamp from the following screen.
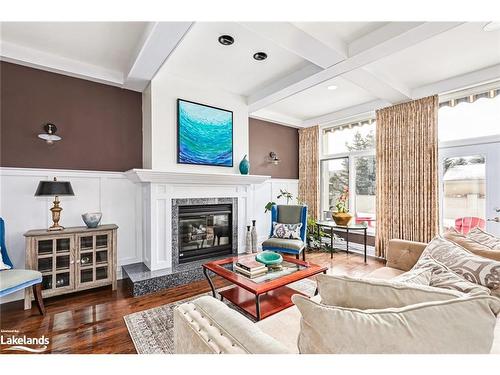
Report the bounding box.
[35,177,75,231]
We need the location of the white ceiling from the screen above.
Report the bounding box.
[254,76,376,121]
[1,21,499,127]
[162,22,313,97]
[1,22,149,72]
[365,22,500,89]
[293,22,387,46]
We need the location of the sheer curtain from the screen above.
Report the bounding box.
[298,126,319,219]
[375,96,439,258]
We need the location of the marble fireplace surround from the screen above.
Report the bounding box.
[171,197,238,272]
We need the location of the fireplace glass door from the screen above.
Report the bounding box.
[178,204,233,263]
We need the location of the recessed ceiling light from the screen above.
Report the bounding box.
[218,35,234,45]
[253,52,268,61]
[327,85,338,90]
[483,22,500,32]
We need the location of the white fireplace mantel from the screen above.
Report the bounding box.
[125,169,271,185]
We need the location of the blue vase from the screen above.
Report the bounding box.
[239,154,250,175]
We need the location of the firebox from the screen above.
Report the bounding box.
[178,204,233,264]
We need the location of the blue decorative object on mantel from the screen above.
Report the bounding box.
[239,154,250,175]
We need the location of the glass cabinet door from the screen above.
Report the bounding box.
[76,232,112,288]
[36,236,74,293]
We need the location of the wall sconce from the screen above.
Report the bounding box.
[268,151,281,165]
[38,123,62,144]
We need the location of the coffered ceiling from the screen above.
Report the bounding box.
[1,21,499,127]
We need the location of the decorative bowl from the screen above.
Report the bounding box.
[255,251,283,266]
[82,212,102,228]
[332,212,353,226]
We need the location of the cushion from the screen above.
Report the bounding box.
[256,295,322,354]
[418,236,500,290]
[0,269,42,294]
[272,222,302,239]
[444,228,500,261]
[317,274,463,309]
[292,294,500,354]
[365,267,405,280]
[0,247,11,270]
[467,227,500,250]
[276,205,303,224]
[412,250,492,295]
[392,267,432,286]
[261,237,304,251]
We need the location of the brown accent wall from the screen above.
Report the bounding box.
[0,62,142,171]
[248,118,298,179]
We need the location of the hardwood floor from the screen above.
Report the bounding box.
[0,251,384,354]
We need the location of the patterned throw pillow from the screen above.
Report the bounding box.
[392,268,432,286]
[467,227,500,250]
[414,236,500,291]
[272,222,302,240]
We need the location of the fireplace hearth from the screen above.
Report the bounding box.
[122,196,239,297]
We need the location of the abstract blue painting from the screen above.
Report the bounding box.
[177,99,233,167]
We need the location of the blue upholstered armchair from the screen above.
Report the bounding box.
[261,204,308,261]
[0,218,45,314]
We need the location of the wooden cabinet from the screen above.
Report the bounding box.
[24,225,117,309]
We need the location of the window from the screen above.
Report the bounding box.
[441,155,485,233]
[320,119,376,233]
[320,157,349,213]
[322,119,375,155]
[439,94,500,143]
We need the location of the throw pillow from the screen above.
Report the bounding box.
[444,228,500,261]
[292,294,500,354]
[418,236,500,290]
[272,222,302,240]
[0,247,11,270]
[412,253,491,295]
[467,227,500,250]
[391,267,432,286]
[317,274,463,310]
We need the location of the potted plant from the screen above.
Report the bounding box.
[332,186,353,226]
[264,189,294,212]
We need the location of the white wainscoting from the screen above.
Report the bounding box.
[0,167,298,304]
[0,167,143,304]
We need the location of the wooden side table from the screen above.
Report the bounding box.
[24,224,118,309]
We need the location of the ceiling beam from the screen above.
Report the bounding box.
[239,22,346,69]
[124,22,193,91]
[342,68,411,103]
[248,22,464,113]
[250,110,303,128]
[411,63,500,99]
[301,99,391,127]
[0,41,124,87]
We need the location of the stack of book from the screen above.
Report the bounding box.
[234,259,267,278]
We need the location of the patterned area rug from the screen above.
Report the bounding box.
[123,278,316,354]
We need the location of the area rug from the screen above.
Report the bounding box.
[123,278,316,354]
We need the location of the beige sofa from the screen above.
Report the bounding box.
[174,239,500,354]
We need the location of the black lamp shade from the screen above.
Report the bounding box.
[35,180,74,197]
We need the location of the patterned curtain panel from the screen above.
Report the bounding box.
[298,126,319,219]
[375,95,439,258]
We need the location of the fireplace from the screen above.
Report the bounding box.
[178,203,233,264]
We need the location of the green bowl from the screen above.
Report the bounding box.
[255,251,283,266]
